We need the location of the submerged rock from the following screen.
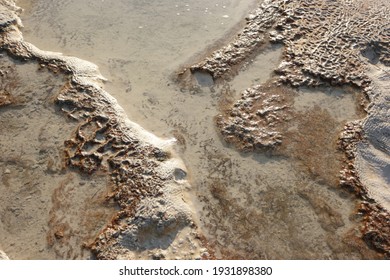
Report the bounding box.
[217,83,294,151]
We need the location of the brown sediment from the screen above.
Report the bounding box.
[201,178,267,259]
[46,170,115,259]
[196,166,377,259]
[185,0,390,258]
[280,105,344,187]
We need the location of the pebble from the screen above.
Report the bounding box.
[4,169,11,174]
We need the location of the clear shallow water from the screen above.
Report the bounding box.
[17,0,257,133]
[5,0,378,259]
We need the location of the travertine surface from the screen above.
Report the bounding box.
[186,0,390,258]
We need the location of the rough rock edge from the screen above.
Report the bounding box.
[339,120,390,259]
[0,1,206,259]
[185,0,390,257]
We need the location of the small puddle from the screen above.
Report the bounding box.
[293,86,365,122]
[193,70,214,87]
[228,44,283,96]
